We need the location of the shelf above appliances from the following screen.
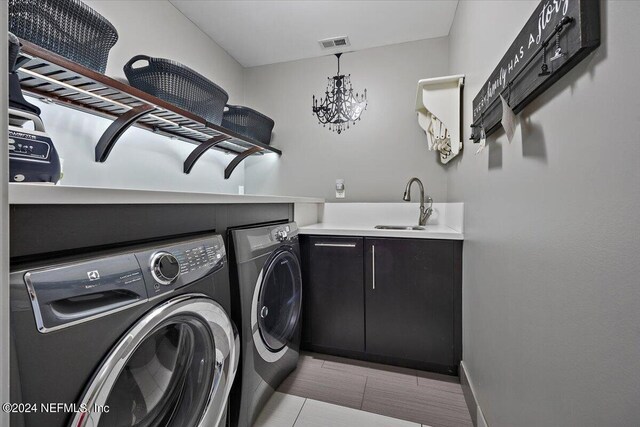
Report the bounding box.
[15,39,281,179]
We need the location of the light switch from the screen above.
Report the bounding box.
[335,179,345,199]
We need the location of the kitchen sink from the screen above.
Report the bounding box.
[375,225,425,230]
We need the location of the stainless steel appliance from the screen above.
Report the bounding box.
[228,222,302,427]
[10,234,239,427]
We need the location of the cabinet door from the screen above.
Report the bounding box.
[303,236,365,352]
[365,238,454,366]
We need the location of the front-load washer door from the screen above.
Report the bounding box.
[251,248,302,362]
[69,294,239,427]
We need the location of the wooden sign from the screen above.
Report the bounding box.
[470,0,600,142]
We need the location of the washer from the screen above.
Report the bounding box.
[228,222,302,427]
[10,234,239,427]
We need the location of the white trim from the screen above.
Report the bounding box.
[461,360,490,427]
[1,4,10,426]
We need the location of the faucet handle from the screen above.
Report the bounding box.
[420,197,434,225]
[426,196,433,209]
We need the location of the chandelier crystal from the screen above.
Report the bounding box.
[312,53,367,134]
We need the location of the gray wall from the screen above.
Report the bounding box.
[447,1,640,426]
[1,4,9,424]
[33,0,247,193]
[243,38,450,202]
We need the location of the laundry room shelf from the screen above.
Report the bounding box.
[15,39,281,179]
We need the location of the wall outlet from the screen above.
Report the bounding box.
[238,185,245,195]
[335,179,345,199]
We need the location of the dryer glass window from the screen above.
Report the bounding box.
[99,316,215,427]
[258,250,302,351]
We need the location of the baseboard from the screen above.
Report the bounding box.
[302,344,459,376]
[460,361,489,427]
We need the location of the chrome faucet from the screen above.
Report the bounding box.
[403,177,433,226]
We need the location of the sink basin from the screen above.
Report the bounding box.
[375,225,425,230]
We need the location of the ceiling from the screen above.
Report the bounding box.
[170,1,459,68]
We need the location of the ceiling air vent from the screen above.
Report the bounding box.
[318,36,351,50]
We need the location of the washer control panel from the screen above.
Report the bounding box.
[15,234,226,333]
[135,235,226,297]
[175,243,223,275]
[150,252,181,285]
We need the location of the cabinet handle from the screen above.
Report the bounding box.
[372,244,376,290]
[314,243,357,248]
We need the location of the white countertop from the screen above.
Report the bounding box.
[297,202,464,240]
[8,183,324,205]
[299,222,463,240]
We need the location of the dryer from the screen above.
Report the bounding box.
[10,234,239,427]
[228,222,302,427]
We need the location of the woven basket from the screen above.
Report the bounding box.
[124,55,229,125]
[9,0,118,73]
[222,105,275,145]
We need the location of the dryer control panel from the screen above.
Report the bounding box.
[270,223,299,243]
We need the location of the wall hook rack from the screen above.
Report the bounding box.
[470,0,600,142]
[15,39,282,179]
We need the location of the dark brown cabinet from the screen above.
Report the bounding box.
[365,238,457,368]
[302,236,365,353]
[301,235,462,375]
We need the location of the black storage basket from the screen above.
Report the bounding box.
[8,0,118,73]
[124,55,229,125]
[222,105,275,145]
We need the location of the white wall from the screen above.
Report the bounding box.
[33,0,247,192]
[243,38,450,202]
[448,1,640,426]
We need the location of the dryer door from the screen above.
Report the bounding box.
[252,248,302,361]
[70,294,239,427]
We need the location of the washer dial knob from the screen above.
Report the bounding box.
[150,252,180,285]
[275,230,288,242]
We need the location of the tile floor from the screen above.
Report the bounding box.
[254,392,423,427]
[266,352,473,427]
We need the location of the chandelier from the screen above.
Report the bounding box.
[312,53,367,134]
